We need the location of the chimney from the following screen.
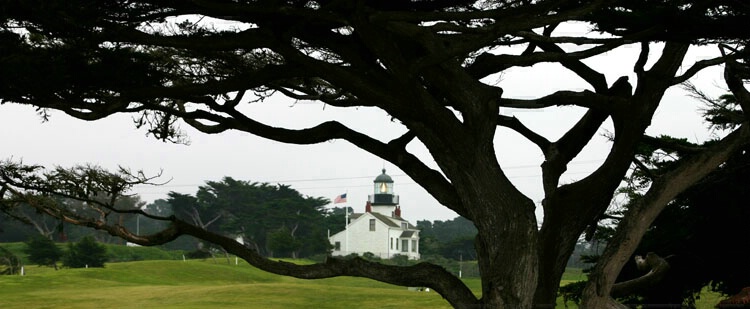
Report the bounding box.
[365,201,372,213]
[395,206,401,217]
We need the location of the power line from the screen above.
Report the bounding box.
[133,168,601,196]
[133,159,603,190]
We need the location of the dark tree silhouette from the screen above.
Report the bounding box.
[2,1,750,308]
[24,235,63,270]
[599,93,750,306]
[62,236,108,268]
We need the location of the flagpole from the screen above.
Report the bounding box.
[345,202,348,254]
[334,192,349,255]
[344,190,349,255]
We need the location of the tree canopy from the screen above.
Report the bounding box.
[24,235,63,269]
[168,177,330,257]
[2,1,750,308]
[598,93,750,306]
[417,216,478,259]
[62,236,108,268]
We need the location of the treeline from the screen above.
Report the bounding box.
[416,216,477,260]
[0,177,334,258]
[1,176,483,262]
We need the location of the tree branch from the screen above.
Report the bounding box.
[672,54,733,85]
[500,90,623,111]
[611,253,671,298]
[534,41,609,93]
[634,42,649,76]
[721,45,750,115]
[497,115,551,152]
[469,43,624,79]
[640,135,703,155]
[632,157,658,181]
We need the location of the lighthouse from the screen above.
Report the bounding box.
[368,169,401,217]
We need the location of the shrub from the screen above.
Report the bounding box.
[0,246,22,275]
[24,235,63,269]
[63,236,108,268]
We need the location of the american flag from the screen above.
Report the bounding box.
[334,193,347,204]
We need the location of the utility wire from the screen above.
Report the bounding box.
[133,160,603,195]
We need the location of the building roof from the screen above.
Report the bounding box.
[400,231,415,238]
[370,212,399,227]
[349,211,417,230]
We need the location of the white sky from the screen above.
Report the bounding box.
[0,31,728,223]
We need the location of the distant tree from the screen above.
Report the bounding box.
[430,217,478,243]
[267,226,301,258]
[190,177,329,257]
[166,192,220,251]
[169,191,223,233]
[0,195,67,240]
[128,198,172,235]
[0,166,156,243]
[322,206,351,235]
[418,217,478,260]
[439,236,476,261]
[0,213,36,242]
[62,236,108,268]
[566,238,605,269]
[0,245,22,275]
[415,220,437,256]
[24,235,63,270]
[3,2,750,307]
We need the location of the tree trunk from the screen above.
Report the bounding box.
[455,165,540,308]
[534,216,584,307]
[474,219,539,308]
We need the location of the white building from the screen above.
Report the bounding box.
[328,169,420,260]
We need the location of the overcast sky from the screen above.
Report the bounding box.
[0,35,727,223]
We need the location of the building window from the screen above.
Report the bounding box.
[369,219,376,231]
[396,239,399,250]
[411,240,417,252]
[401,222,407,229]
[334,241,341,251]
[390,238,393,249]
[401,239,408,252]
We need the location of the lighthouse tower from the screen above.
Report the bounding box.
[368,169,401,217]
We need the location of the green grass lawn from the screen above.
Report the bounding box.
[0,258,728,308]
[0,260,453,309]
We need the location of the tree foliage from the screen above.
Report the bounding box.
[23,235,63,269]
[0,245,22,275]
[2,1,750,308]
[167,177,330,258]
[0,213,37,242]
[417,216,477,259]
[62,236,108,268]
[598,93,750,306]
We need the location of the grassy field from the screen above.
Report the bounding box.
[1,259,458,309]
[0,246,728,308]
